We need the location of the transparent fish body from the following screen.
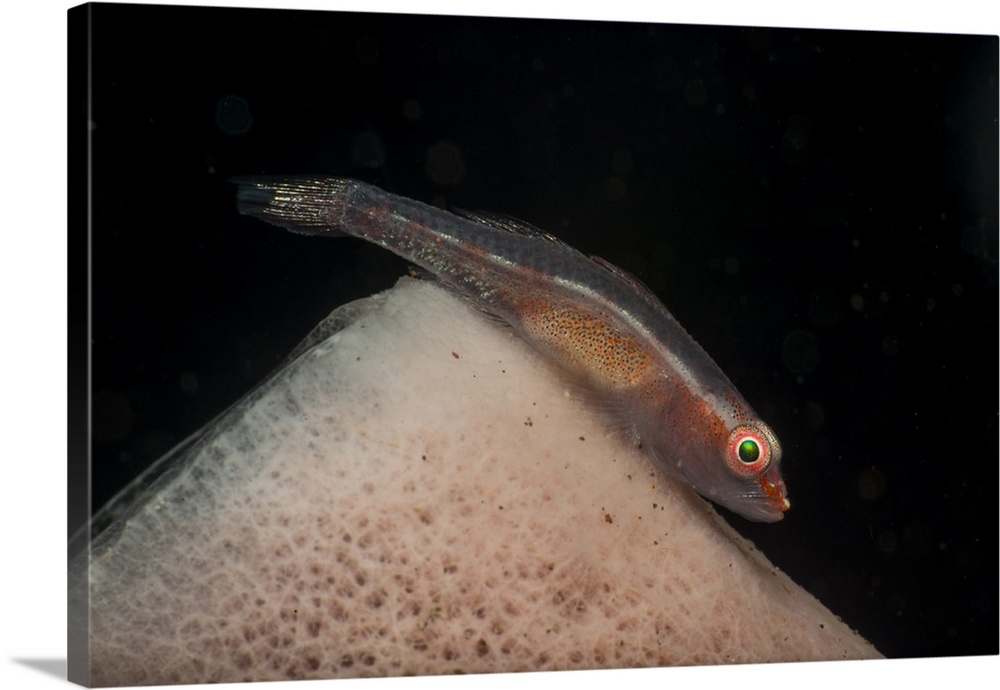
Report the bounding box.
[235,176,790,522]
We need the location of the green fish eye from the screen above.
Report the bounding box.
[738,439,760,464]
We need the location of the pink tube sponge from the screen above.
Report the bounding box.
[79,278,880,685]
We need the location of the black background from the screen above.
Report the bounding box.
[80,3,997,661]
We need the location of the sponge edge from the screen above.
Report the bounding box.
[81,277,881,686]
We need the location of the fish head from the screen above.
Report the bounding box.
[650,414,790,523]
[710,421,790,522]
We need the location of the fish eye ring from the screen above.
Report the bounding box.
[725,424,772,477]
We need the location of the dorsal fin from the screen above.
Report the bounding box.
[459,208,663,306]
[589,255,662,303]
[454,209,568,245]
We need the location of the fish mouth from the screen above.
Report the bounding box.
[756,470,791,520]
[714,474,790,522]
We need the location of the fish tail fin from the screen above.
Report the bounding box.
[232,175,359,236]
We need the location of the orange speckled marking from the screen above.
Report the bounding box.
[519,303,654,388]
[695,398,729,440]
